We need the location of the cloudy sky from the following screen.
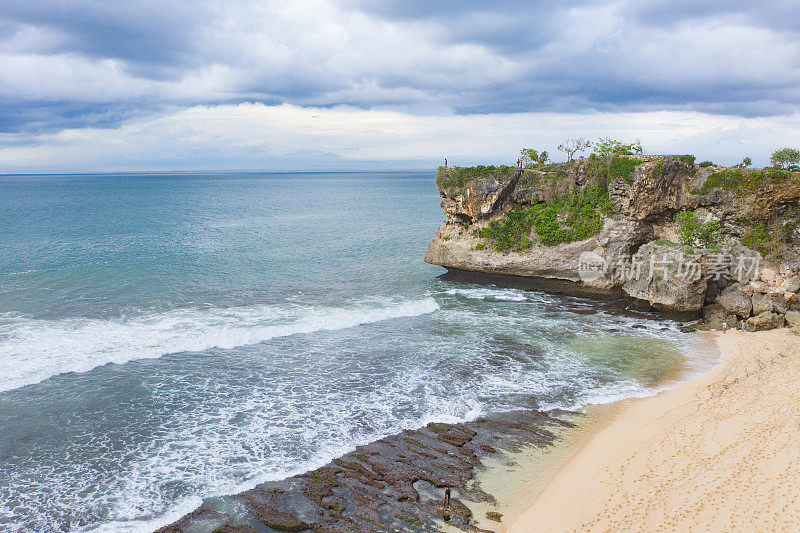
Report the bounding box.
[1,0,799,172]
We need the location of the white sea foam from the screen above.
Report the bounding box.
[0,297,439,392]
[444,287,529,301]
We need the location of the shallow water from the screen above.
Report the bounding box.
[0,172,709,532]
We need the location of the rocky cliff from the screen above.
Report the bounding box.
[426,157,800,330]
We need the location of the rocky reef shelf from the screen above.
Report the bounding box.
[155,412,572,533]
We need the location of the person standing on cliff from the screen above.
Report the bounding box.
[442,487,451,511]
[444,158,447,168]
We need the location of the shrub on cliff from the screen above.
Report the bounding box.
[740,217,775,256]
[608,156,642,183]
[435,165,515,190]
[473,182,613,251]
[692,168,791,196]
[592,137,642,157]
[675,210,721,248]
[770,147,800,169]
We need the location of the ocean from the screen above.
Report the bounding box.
[0,172,708,532]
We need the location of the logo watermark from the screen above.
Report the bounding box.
[578,250,760,283]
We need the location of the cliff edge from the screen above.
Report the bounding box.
[426,157,800,329]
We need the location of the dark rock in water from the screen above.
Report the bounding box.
[631,324,647,329]
[607,328,620,333]
[155,412,571,533]
[680,325,697,333]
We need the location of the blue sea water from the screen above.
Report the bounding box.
[0,172,709,532]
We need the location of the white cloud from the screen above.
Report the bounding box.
[2,102,797,172]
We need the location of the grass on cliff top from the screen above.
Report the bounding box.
[692,167,793,196]
[435,165,516,190]
[518,170,568,187]
[473,181,614,251]
[608,156,642,183]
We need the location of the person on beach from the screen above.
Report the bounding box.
[722,321,728,334]
[442,487,451,510]
[740,320,747,332]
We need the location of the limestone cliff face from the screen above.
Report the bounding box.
[426,157,800,324]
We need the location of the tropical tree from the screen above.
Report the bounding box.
[592,137,642,157]
[519,148,539,168]
[770,147,800,169]
[538,151,549,166]
[741,156,752,168]
[557,138,591,162]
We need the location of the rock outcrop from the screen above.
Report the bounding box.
[155,412,569,533]
[426,157,800,328]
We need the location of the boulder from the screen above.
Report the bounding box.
[786,310,800,328]
[746,311,784,332]
[700,303,738,330]
[718,285,753,318]
[786,292,798,306]
[752,293,773,315]
[622,241,708,313]
[768,292,790,315]
[748,280,768,293]
[781,276,800,294]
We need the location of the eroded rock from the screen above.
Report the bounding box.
[155,413,570,533]
[746,311,784,332]
[718,285,753,318]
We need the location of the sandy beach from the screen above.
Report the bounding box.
[509,329,800,532]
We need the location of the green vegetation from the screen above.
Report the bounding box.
[435,165,515,190]
[519,148,549,168]
[692,167,792,196]
[699,160,715,167]
[473,182,614,251]
[539,162,567,172]
[741,217,774,256]
[652,158,665,179]
[675,154,696,166]
[518,169,567,187]
[592,137,642,156]
[674,210,721,248]
[770,147,800,169]
[608,155,642,183]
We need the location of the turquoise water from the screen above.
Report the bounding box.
[0,172,705,532]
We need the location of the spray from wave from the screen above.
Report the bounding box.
[0,298,439,392]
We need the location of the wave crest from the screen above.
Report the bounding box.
[0,298,439,392]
